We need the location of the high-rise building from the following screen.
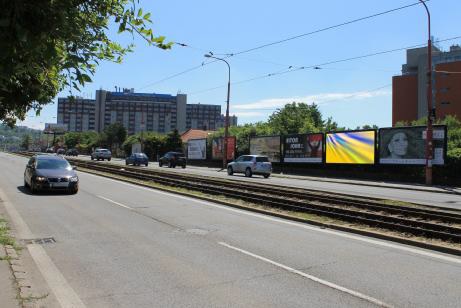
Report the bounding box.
[57,88,237,134]
[216,114,238,129]
[392,44,461,125]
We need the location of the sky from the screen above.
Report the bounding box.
[19,0,461,130]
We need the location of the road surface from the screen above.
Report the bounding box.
[0,152,460,307]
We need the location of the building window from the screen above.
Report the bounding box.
[441,101,451,105]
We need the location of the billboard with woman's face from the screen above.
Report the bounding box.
[326,130,376,164]
[250,136,281,162]
[283,133,323,163]
[379,126,446,165]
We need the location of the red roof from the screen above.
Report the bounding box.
[181,129,214,142]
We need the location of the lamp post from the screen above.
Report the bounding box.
[204,54,231,169]
[419,0,433,185]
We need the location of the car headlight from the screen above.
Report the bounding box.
[69,176,79,182]
[36,176,47,181]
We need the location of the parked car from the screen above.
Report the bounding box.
[227,155,272,178]
[66,148,79,156]
[56,148,66,155]
[91,148,112,161]
[126,153,149,166]
[159,152,186,168]
[24,154,79,194]
[45,147,54,153]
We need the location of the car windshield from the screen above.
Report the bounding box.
[36,159,71,170]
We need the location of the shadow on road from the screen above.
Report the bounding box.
[17,186,71,196]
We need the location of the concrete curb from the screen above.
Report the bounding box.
[80,167,461,257]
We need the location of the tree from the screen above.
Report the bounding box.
[164,129,182,152]
[64,132,81,149]
[20,134,31,150]
[0,1,172,126]
[267,102,325,135]
[104,122,127,151]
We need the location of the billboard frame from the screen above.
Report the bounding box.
[324,129,377,165]
[187,138,207,160]
[282,132,324,164]
[211,136,236,161]
[378,124,447,166]
[249,134,282,163]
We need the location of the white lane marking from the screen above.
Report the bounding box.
[218,242,392,308]
[83,172,461,264]
[97,195,133,210]
[0,188,86,308]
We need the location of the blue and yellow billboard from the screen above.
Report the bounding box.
[326,130,376,164]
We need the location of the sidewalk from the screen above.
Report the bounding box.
[0,246,19,308]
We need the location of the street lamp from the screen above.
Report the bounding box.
[204,54,231,170]
[419,0,434,185]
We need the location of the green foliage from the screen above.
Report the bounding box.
[0,0,172,126]
[20,134,31,150]
[64,132,81,149]
[103,122,127,151]
[164,129,182,153]
[267,102,325,135]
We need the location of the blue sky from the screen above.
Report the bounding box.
[21,0,461,130]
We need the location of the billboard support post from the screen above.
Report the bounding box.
[419,0,433,185]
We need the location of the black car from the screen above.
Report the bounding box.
[56,148,66,155]
[159,152,186,168]
[126,153,149,166]
[66,148,79,156]
[24,155,79,194]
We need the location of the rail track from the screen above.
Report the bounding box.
[16,152,461,243]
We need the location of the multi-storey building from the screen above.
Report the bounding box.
[57,88,238,134]
[57,97,96,132]
[393,44,461,125]
[216,114,238,129]
[186,104,221,130]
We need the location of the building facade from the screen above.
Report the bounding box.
[58,89,237,134]
[393,44,461,125]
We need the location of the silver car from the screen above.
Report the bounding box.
[227,155,272,178]
[91,148,112,161]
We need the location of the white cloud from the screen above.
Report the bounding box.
[232,89,390,110]
[232,111,265,118]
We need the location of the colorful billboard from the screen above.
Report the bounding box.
[283,133,323,163]
[44,123,67,134]
[187,139,207,160]
[326,130,376,164]
[250,136,281,162]
[379,126,446,165]
[212,136,236,160]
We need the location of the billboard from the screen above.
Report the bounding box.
[187,138,207,160]
[379,126,446,165]
[212,136,236,160]
[326,130,376,164]
[44,123,67,134]
[283,133,323,163]
[250,136,281,162]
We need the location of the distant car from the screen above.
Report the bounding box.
[227,155,272,178]
[66,148,79,156]
[159,152,186,168]
[24,155,79,194]
[91,148,112,161]
[126,153,149,166]
[45,147,54,153]
[56,148,66,155]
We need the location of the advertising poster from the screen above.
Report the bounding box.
[250,136,281,162]
[379,126,446,165]
[212,136,236,160]
[187,139,207,160]
[326,130,376,164]
[283,133,323,163]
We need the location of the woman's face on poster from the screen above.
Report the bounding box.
[388,132,408,157]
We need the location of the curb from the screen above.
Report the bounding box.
[80,167,461,257]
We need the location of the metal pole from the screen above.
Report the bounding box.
[204,54,231,169]
[419,0,433,185]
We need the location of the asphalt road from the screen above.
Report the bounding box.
[76,154,461,210]
[1,152,461,307]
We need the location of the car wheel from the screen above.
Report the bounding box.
[263,174,270,178]
[182,165,186,169]
[227,167,234,175]
[245,168,252,178]
[69,187,78,195]
[126,161,129,165]
[145,163,148,167]
[159,162,163,167]
[168,161,172,168]
[91,156,94,160]
[108,158,111,161]
[24,179,29,188]
[30,180,37,194]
